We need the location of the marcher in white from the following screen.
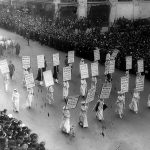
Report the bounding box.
[12,89,20,113]
[80,79,87,98]
[27,88,34,109]
[91,76,97,89]
[80,58,84,65]
[63,81,69,103]
[147,94,150,108]
[129,89,140,114]
[4,73,9,92]
[60,105,71,134]
[116,91,125,118]
[79,101,88,128]
[46,85,54,104]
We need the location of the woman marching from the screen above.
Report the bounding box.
[4,73,9,92]
[46,85,54,104]
[63,81,69,104]
[80,79,87,98]
[91,76,97,89]
[116,91,125,118]
[12,89,20,113]
[27,87,34,109]
[129,88,140,114]
[147,94,150,108]
[79,101,88,128]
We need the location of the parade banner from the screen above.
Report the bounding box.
[63,66,71,81]
[0,59,9,74]
[22,56,30,69]
[53,53,60,66]
[121,76,129,93]
[67,95,79,109]
[91,62,99,77]
[25,73,35,89]
[136,75,145,91]
[37,55,44,68]
[100,83,112,99]
[111,49,119,59]
[109,59,115,74]
[94,49,100,61]
[137,59,144,73]
[68,51,74,63]
[86,87,96,103]
[126,56,132,70]
[80,63,89,79]
[43,70,54,87]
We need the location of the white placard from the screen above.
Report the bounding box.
[100,83,112,99]
[121,76,129,93]
[136,75,145,91]
[68,51,74,63]
[63,66,71,81]
[86,87,96,103]
[0,59,9,74]
[94,49,100,61]
[126,56,132,70]
[80,64,89,79]
[109,59,115,73]
[25,73,35,88]
[37,55,44,68]
[137,59,144,73]
[91,62,99,77]
[43,70,54,87]
[53,53,59,66]
[67,95,79,109]
[22,56,30,69]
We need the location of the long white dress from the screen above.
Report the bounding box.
[4,74,9,92]
[60,109,71,134]
[63,81,69,99]
[27,88,34,107]
[96,101,104,121]
[116,95,125,117]
[79,105,88,128]
[12,91,20,112]
[80,79,87,97]
[46,86,54,104]
[91,77,97,89]
[147,94,150,107]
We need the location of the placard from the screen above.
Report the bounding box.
[67,95,79,109]
[68,51,74,63]
[80,64,89,79]
[43,70,54,87]
[25,73,35,89]
[91,62,99,77]
[121,76,129,93]
[86,87,96,103]
[137,59,144,73]
[0,59,9,74]
[126,56,132,70]
[111,49,119,59]
[22,56,30,69]
[100,83,112,99]
[94,49,100,61]
[136,75,145,91]
[53,53,59,66]
[63,66,71,81]
[109,59,115,74]
[37,55,44,68]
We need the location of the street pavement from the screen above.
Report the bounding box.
[0,28,150,150]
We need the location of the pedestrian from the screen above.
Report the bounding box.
[129,88,140,114]
[46,85,54,104]
[63,81,69,103]
[80,79,87,98]
[53,66,58,83]
[4,73,9,92]
[15,43,20,56]
[27,88,34,109]
[79,101,88,128]
[91,76,97,89]
[60,105,71,134]
[12,89,20,113]
[115,91,125,118]
[8,60,15,80]
[147,94,150,108]
[65,55,69,67]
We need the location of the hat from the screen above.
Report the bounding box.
[20,123,26,127]
[81,58,84,61]
[63,105,69,110]
[81,101,86,105]
[8,114,13,118]
[14,89,17,92]
[118,91,124,94]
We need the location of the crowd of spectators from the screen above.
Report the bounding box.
[0,109,46,150]
[0,8,150,78]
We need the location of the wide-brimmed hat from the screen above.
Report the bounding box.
[63,105,69,110]
[81,101,86,105]
[8,114,13,118]
[81,58,84,61]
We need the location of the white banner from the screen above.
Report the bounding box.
[53,53,59,66]
[43,70,54,87]
[80,64,89,79]
[0,59,9,74]
[136,75,145,91]
[63,66,71,81]
[68,51,74,63]
[109,59,115,74]
[126,56,132,70]
[91,62,99,77]
[37,55,44,68]
[137,59,144,73]
[22,56,30,69]
[25,73,35,89]
[94,49,100,61]
[86,87,96,103]
[67,95,79,109]
[100,83,112,99]
[121,76,129,93]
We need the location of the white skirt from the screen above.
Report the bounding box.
[129,99,138,113]
[60,117,70,133]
